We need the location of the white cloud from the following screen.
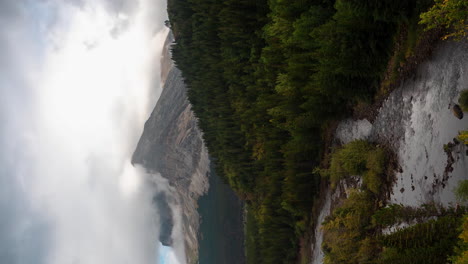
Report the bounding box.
[159,244,181,264]
[0,0,180,264]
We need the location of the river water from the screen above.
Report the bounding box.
[197,164,245,264]
[311,39,468,263]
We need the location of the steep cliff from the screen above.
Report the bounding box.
[132,33,209,263]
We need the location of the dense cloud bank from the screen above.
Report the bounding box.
[0,1,184,263]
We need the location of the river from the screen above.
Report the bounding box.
[197,163,245,264]
[311,39,468,264]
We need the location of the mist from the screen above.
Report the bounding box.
[0,0,182,263]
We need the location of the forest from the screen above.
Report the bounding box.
[166,0,459,263]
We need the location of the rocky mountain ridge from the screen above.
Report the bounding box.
[132,32,209,263]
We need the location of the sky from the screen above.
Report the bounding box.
[0,0,182,263]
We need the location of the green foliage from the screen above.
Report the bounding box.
[451,215,468,264]
[245,205,260,264]
[364,148,386,194]
[456,180,468,202]
[323,196,466,264]
[322,152,466,264]
[379,215,464,264]
[328,140,387,194]
[372,203,455,228]
[459,90,468,112]
[323,189,376,264]
[420,0,468,40]
[356,237,381,264]
[458,131,468,145]
[329,140,373,181]
[167,0,432,262]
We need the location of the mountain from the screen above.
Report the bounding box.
[132,32,210,263]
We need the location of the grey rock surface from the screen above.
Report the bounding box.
[132,35,209,263]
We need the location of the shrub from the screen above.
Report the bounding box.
[458,131,468,145]
[364,170,381,195]
[329,140,374,188]
[364,148,386,194]
[456,180,468,202]
[328,140,387,193]
[459,90,468,112]
[420,0,468,40]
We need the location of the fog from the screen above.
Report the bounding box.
[0,0,181,263]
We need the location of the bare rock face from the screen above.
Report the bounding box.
[132,53,209,262]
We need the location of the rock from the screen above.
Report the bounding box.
[132,66,209,262]
[452,104,464,119]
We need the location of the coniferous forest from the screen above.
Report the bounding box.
[167,0,465,263]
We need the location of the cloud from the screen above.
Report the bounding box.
[65,0,138,15]
[102,0,140,16]
[64,0,168,39]
[0,161,51,264]
[0,2,52,262]
[0,0,20,21]
[159,244,182,264]
[0,0,176,264]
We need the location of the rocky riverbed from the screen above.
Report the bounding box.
[311,39,468,264]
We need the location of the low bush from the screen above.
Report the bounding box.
[365,148,387,194]
[459,90,468,112]
[456,180,468,202]
[328,140,387,194]
[329,140,373,183]
[458,131,468,145]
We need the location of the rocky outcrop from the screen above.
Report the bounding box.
[132,33,209,263]
[452,104,464,119]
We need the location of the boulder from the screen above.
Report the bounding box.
[452,104,464,119]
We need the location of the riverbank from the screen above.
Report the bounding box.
[302,20,444,264]
[353,25,444,123]
[308,37,468,263]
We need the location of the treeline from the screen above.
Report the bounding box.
[167,0,432,262]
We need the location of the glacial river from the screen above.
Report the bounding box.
[311,39,468,264]
[197,164,245,264]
